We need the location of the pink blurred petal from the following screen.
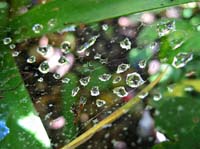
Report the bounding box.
[39,36,49,47]
[49,116,66,129]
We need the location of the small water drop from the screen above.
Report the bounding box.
[12,51,20,57]
[100,58,108,64]
[96,99,106,107]
[79,76,90,86]
[37,46,51,56]
[112,76,122,84]
[94,53,102,60]
[3,37,12,45]
[37,77,44,82]
[77,35,99,53]
[58,56,69,65]
[116,63,130,74]
[53,73,61,79]
[138,92,149,99]
[126,72,145,88]
[32,24,43,34]
[99,73,111,82]
[27,56,36,63]
[90,86,100,96]
[80,96,87,105]
[60,41,71,54]
[9,44,16,49]
[113,86,128,97]
[153,93,162,101]
[120,38,131,50]
[48,18,56,28]
[61,77,70,84]
[72,87,80,97]
[157,20,176,37]
[38,61,49,74]
[138,60,147,69]
[102,24,109,31]
[172,52,193,68]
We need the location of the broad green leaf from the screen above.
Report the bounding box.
[0,48,51,148]
[152,96,200,148]
[8,0,198,42]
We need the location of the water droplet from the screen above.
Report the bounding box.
[60,41,71,54]
[116,63,130,74]
[27,56,36,63]
[102,24,109,31]
[77,35,99,53]
[53,73,61,79]
[12,51,20,57]
[138,92,149,99]
[120,38,131,50]
[37,77,44,82]
[172,52,193,68]
[100,58,108,64]
[79,76,90,86]
[61,77,70,84]
[37,46,51,56]
[138,60,147,69]
[113,86,128,97]
[126,72,145,88]
[99,73,111,82]
[153,93,162,101]
[94,53,101,60]
[112,76,122,84]
[58,56,69,65]
[80,96,87,105]
[90,86,100,96]
[157,20,176,37]
[96,99,106,107]
[72,87,80,97]
[3,37,12,45]
[38,61,49,74]
[48,18,56,28]
[9,44,16,49]
[32,24,43,34]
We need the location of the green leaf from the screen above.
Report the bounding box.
[61,73,78,141]
[152,95,200,148]
[8,0,198,42]
[0,48,51,148]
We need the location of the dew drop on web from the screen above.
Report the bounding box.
[96,99,106,107]
[38,60,50,74]
[71,86,80,97]
[32,24,43,34]
[113,86,128,98]
[126,72,145,88]
[3,37,12,45]
[98,73,111,82]
[27,56,36,64]
[120,37,131,50]
[116,63,130,74]
[90,86,100,96]
[79,76,90,86]
[172,52,193,68]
